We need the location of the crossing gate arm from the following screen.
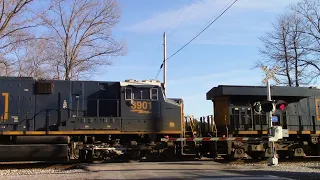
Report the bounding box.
[161,137,262,142]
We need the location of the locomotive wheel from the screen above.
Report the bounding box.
[159,148,177,161]
[85,150,94,163]
[249,152,263,160]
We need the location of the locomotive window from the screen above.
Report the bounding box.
[125,88,132,100]
[132,88,150,100]
[151,88,158,100]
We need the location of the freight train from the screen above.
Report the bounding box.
[1,76,320,162]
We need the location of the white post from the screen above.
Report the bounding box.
[163,32,167,95]
[267,73,278,166]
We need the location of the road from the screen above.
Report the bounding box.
[0,161,318,180]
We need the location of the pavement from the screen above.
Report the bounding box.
[0,161,317,180]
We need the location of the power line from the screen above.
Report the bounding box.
[148,0,194,67]
[167,0,199,38]
[154,0,238,79]
[165,0,194,34]
[166,0,237,62]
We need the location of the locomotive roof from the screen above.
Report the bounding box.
[120,79,162,87]
[206,85,320,100]
[0,76,162,87]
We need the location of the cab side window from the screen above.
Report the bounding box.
[132,88,150,100]
[125,88,132,100]
[151,88,158,100]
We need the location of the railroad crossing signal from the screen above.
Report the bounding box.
[260,65,280,166]
[253,100,288,114]
[261,65,280,84]
[252,100,275,113]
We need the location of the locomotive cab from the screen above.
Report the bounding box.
[120,79,183,134]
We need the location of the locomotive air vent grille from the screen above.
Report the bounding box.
[35,82,53,94]
[125,79,138,82]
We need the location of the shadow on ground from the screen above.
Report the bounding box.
[222,169,320,180]
[54,165,317,180]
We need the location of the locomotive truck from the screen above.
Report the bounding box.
[1,76,320,162]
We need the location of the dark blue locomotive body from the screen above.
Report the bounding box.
[0,77,183,162]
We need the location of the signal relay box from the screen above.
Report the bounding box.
[270,126,285,141]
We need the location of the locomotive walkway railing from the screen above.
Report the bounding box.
[228,113,319,134]
[184,114,320,138]
[0,98,120,132]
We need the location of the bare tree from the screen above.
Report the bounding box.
[40,0,126,80]
[291,0,320,83]
[0,0,38,52]
[255,10,312,87]
[10,36,56,79]
[0,0,58,77]
[256,13,294,86]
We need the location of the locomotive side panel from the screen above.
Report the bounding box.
[285,98,313,131]
[121,85,160,132]
[60,81,121,131]
[160,98,183,133]
[307,96,320,131]
[86,81,120,118]
[213,96,229,135]
[34,80,121,131]
[34,80,72,131]
[0,77,34,131]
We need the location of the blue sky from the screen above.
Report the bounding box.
[91,0,301,118]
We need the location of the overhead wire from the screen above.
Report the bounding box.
[154,0,238,79]
[167,0,199,38]
[165,0,194,34]
[148,0,194,67]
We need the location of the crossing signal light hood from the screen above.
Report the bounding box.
[275,100,288,111]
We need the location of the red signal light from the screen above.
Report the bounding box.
[276,100,287,111]
[279,104,285,110]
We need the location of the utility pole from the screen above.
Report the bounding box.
[163,32,167,95]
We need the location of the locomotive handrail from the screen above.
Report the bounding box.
[0,108,86,131]
[228,113,318,133]
[0,108,55,125]
[0,98,120,131]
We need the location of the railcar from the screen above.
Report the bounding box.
[0,77,184,162]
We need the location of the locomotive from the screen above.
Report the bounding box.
[0,77,183,162]
[164,85,320,160]
[2,75,320,162]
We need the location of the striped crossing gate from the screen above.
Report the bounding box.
[161,137,263,142]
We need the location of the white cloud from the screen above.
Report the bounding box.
[124,0,299,34]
